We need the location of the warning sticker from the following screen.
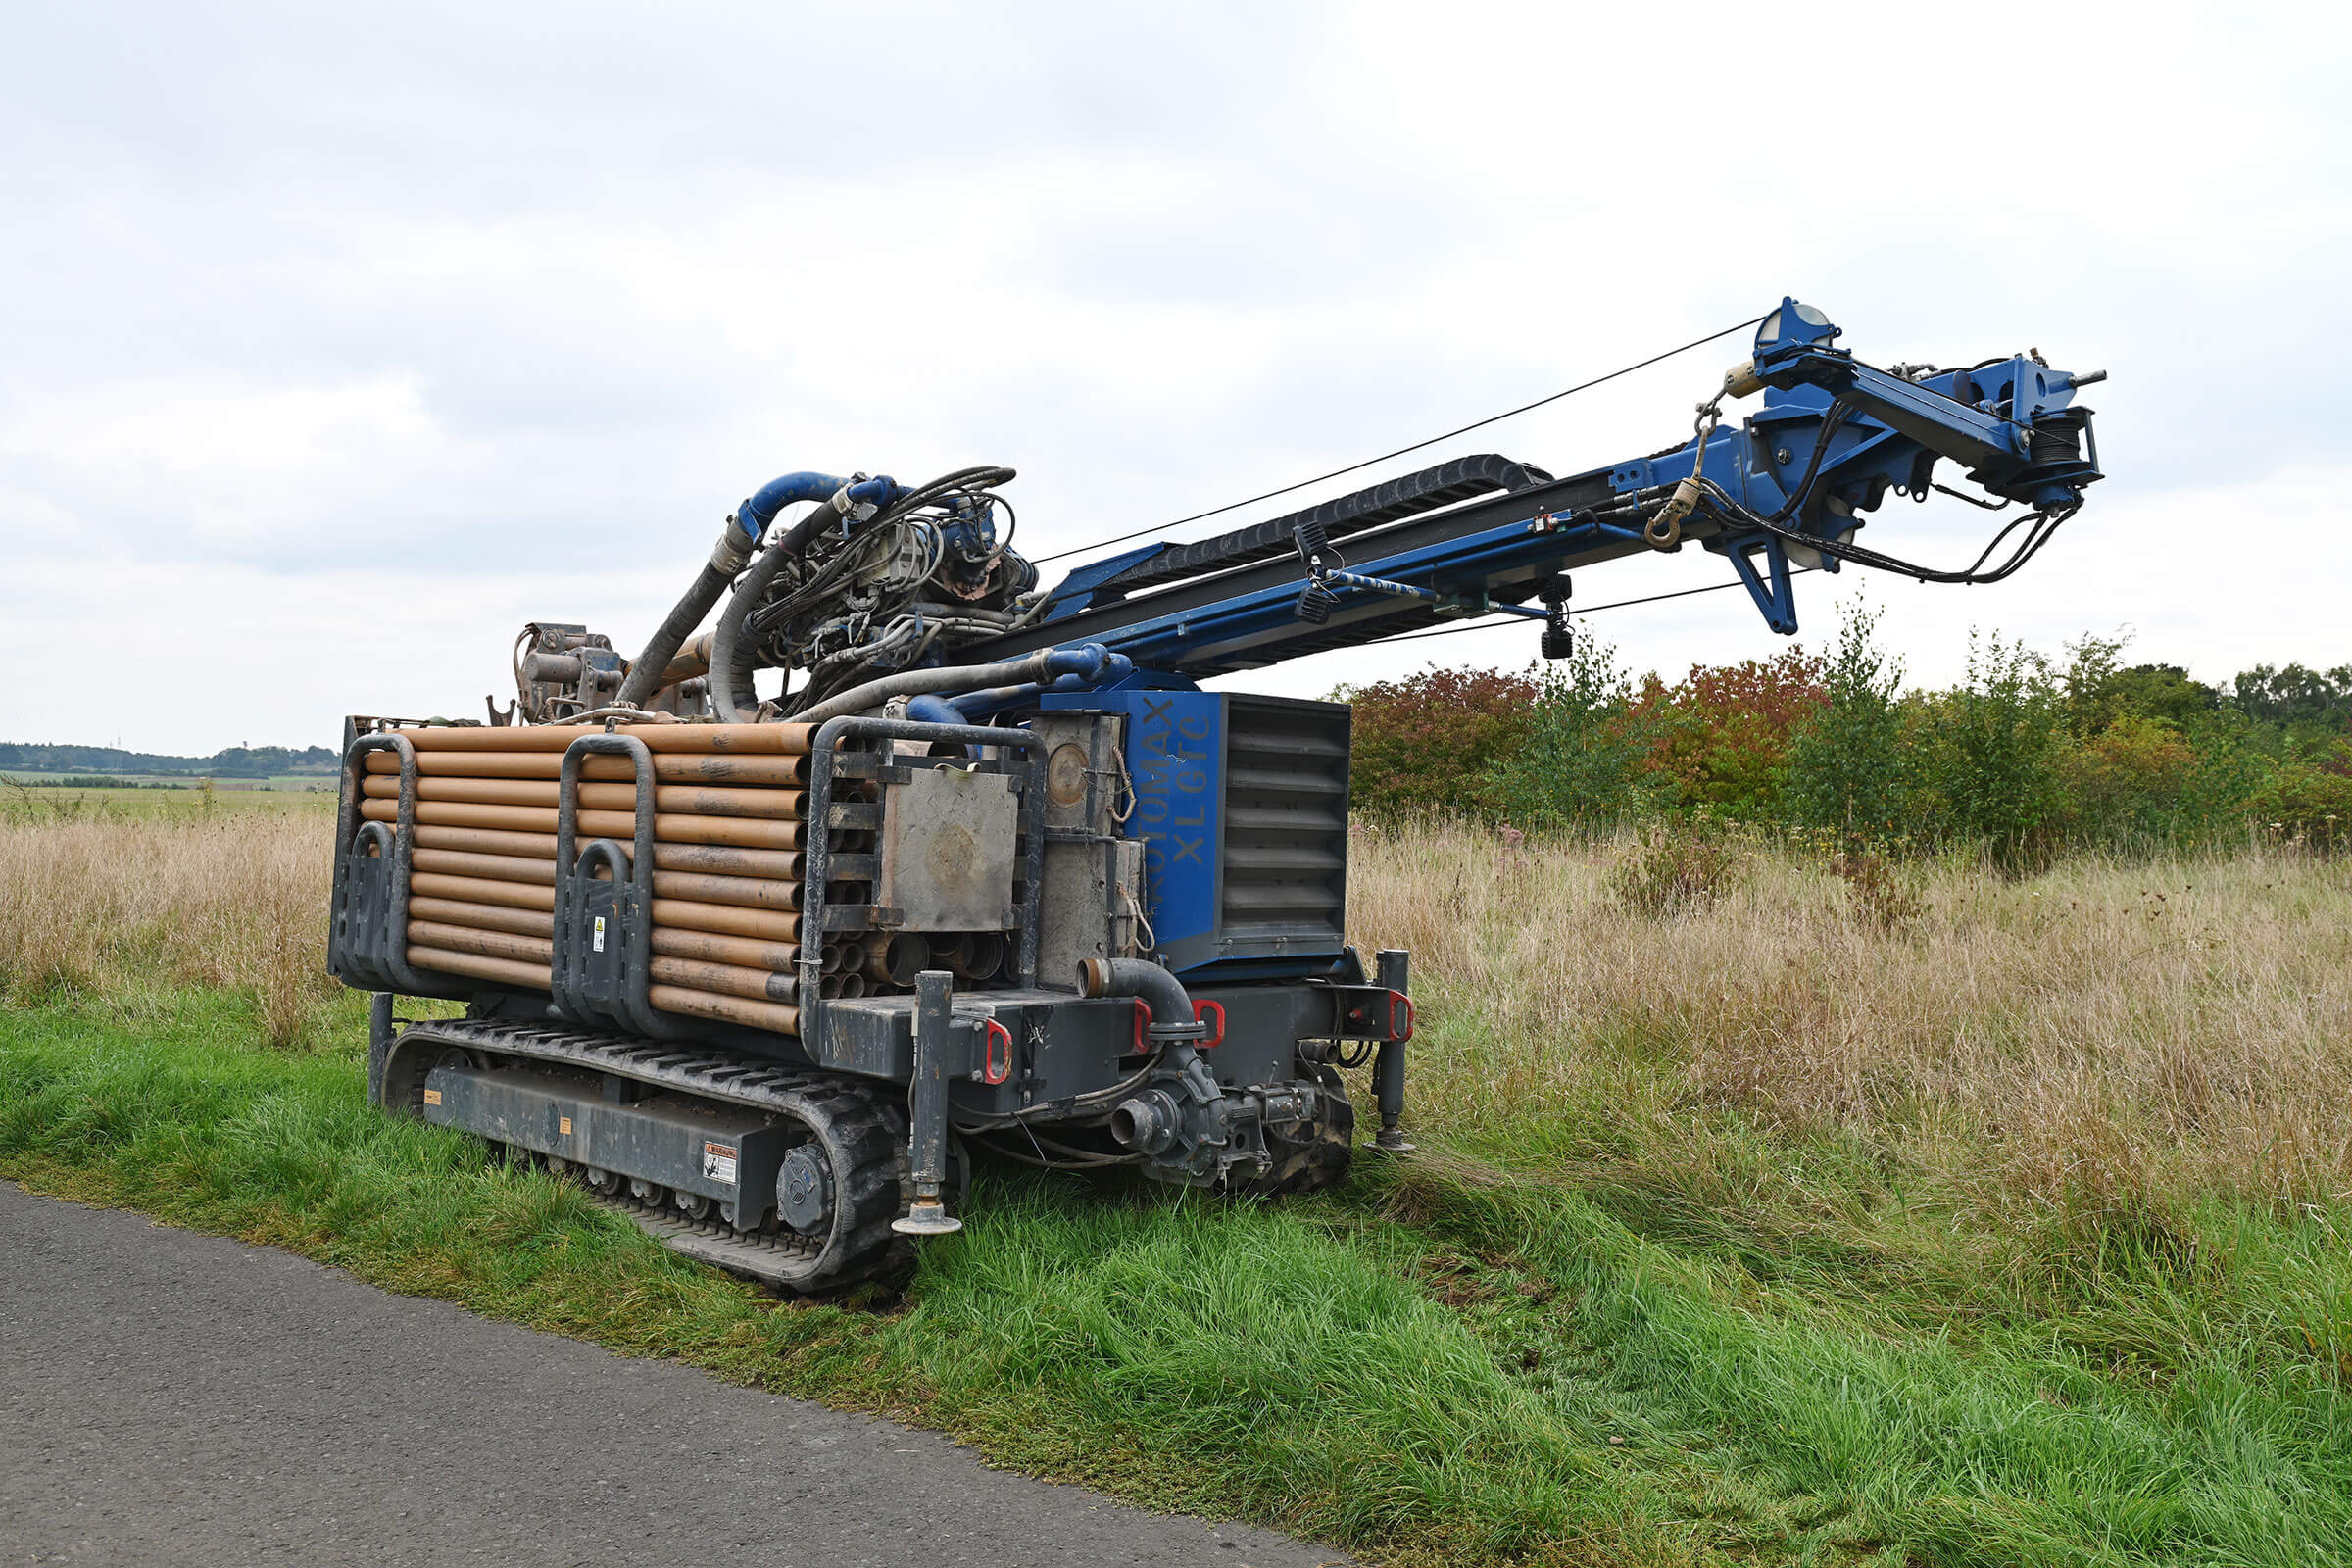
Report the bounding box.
[422,1088,442,1106]
[592,915,607,954]
[701,1141,739,1185]
[559,1115,573,1136]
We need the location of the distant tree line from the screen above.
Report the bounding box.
[0,743,340,778]
[1340,612,2352,866]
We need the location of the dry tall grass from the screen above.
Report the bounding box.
[0,805,337,1045]
[7,802,2348,1213]
[1351,817,2352,1217]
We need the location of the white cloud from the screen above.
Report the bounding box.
[0,0,2346,750]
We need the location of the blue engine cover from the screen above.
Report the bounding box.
[1041,689,1350,979]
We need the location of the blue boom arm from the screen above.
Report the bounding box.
[966,299,2102,675]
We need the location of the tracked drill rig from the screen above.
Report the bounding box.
[331,301,2104,1291]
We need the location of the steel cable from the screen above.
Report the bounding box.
[1032,314,1770,565]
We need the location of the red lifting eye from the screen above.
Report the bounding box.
[1130,999,1223,1049]
[982,1018,1014,1085]
[1388,991,1415,1042]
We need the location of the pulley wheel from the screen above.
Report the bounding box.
[776,1144,835,1234]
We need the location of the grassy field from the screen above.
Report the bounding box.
[3,801,2349,1566]
[2,776,337,806]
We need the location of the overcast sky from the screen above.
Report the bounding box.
[4,2,2347,754]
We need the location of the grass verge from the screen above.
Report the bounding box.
[6,988,2347,1567]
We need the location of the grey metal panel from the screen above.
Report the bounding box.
[875,765,1017,932]
[1032,712,1140,994]
[422,1065,788,1229]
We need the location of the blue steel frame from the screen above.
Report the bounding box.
[995,298,2101,677]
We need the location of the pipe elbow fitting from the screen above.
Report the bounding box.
[842,475,902,514]
[738,470,856,542]
[1040,643,1128,684]
[1078,956,1201,1039]
[905,693,961,725]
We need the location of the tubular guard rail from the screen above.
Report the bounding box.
[551,733,695,1040]
[798,715,1048,1054]
[328,732,469,1001]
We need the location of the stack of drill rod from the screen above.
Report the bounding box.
[357,722,868,1037]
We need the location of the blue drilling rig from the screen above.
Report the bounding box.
[331,300,2103,1291]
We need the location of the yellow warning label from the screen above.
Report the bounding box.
[422,1088,442,1106]
[559,1116,573,1136]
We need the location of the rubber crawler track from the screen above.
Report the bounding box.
[399,1018,907,1293]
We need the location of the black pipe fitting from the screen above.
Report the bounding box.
[1078,956,1205,1041]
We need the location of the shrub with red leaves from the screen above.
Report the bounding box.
[1630,649,1828,817]
[1341,665,1539,818]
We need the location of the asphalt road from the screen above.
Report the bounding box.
[1,1183,1348,1566]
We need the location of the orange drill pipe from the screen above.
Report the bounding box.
[408,920,554,964]
[365,750,809,786]
[384,722,813,755]
[359,797,804,849]
[360,774,806,819]
[647,870,802,911]
[408,896,554,938]
[409,946,551,990]
[410,823,802,880]
[410,872,554,911]
[645,985,798,1035]
[648,927,798,972]
[649,900,801,943]
[407,856,835,912]
[412,849,556,887]
[407,874,809,942]
[647,955,804,1004]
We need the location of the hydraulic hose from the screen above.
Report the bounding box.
[793,645,1130,726]
[612,521,761,711]
[904,665,1128,725]
[704,472,901,723]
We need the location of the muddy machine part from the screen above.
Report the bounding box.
[333,301,2102,1291]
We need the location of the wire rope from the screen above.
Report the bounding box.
[1031,314,1770,565]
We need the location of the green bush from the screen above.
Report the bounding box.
[1631,647,1825,818]
[1477,635,1653,833]
[1907,631,2069,870]
[2252,743,2352,852]
[1340,617,2346,861]
[1786,600,1906,848]
[1606,813,1746,915]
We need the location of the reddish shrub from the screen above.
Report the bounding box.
[1630,649,1828,816]
[1342,666,1540,818]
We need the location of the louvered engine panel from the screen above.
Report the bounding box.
[1214,696,1349,963]
[1040,689,1350,979]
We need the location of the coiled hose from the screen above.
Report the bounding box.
[616,471,870,714]
[707,465,1015,723]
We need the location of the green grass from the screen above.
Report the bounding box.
[1,781,338,817]
[4,989,2346,1567]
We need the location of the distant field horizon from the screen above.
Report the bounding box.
[1,771,333,791]
[0,739,338,780]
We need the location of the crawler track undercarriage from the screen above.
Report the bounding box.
[375,1010,1369,1294]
